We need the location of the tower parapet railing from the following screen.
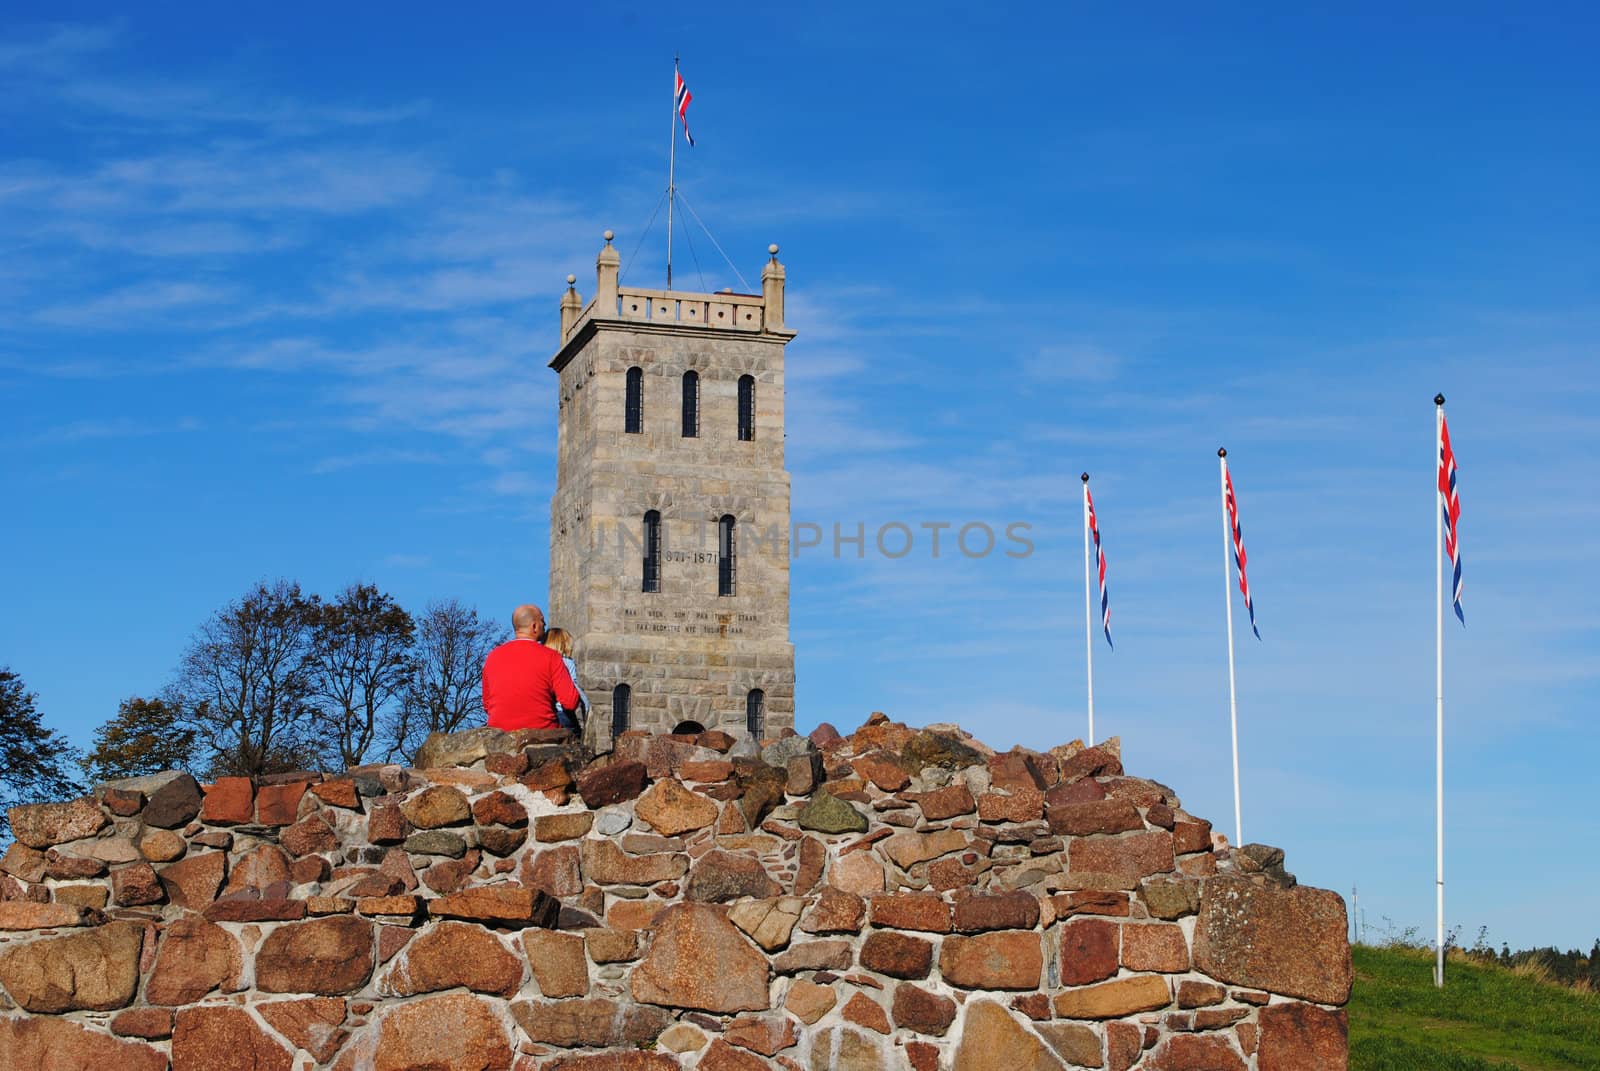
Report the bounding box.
[607,286,766,332]
[559,230,788,348]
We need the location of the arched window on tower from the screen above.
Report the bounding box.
[681,371,699,438]
[718,515,737,597]
[737,375,755,442]
[746,689,766,739]
[612,684,631,739]
[625,366,643,433]
[642,510,662,593]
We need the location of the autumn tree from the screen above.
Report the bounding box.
[307,583,414,768]
[176,579,325,778]
[0,668,83,842]
[386,599,503,762]
[80,694,198,783]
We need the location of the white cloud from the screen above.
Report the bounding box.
[34,281,237,325]
[1023,342,1125,383]
[0,24,119,73]
[311,449,446,475]
[33,414,201,445]
[43,217,301,257]
[1,22,424,136]
[86,148,436,215]
[59,79,424,133]
[488,471,544,498]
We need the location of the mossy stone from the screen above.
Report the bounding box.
[796,792,868,835]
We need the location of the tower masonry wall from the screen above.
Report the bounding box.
[548,242,798,745]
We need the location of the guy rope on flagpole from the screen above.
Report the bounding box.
[1082,473,1096,747]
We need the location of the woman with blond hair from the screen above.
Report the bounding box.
[542,627,589,734]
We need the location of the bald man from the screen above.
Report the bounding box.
[481,604,581,732]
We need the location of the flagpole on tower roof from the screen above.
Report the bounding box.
[666,56,696,291]
[667,54,678,291]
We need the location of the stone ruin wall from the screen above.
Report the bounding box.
[0,715,1351,1070]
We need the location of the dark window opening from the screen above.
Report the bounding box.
[746,689,766,739]
[682,370,699,438]
[625,366,643,434]
[738,375,755,441]
[642,510,662,593]
[719,514,737,597]
[612,684,631,738]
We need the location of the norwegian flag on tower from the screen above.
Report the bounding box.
[675,68,695,147]
[1438,403,1464,625]
[1223,462,1261,640]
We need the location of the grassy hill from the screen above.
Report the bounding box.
[1350,945,1600,1070]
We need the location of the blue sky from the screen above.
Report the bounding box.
[4,6,1598,950]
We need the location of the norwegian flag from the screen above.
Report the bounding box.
[1224,466,1261,640]
[1439,411,1464,624]
[675,69,695,147]
[1085,485,1112,648]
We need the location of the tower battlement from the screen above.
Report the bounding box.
[554,232,791,362]
[547,231,796,746]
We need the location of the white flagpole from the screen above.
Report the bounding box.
[1082,473,1095,746]
[666,55,678,290]
[1219,448,1243,847]
[1435,394,1446,988]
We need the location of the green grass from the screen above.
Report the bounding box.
[1350,945,1600,1070]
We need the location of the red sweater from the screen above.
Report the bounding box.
[482,638,581,732]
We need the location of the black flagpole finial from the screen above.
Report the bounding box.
[1434,393,1446,406]
[1217,447,1228,459]
[1080,472,1090,483]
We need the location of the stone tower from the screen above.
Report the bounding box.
[548,232,796,745]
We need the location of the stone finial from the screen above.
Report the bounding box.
[596,231,620,316]
[761,242,786,332]
[560,274,582,342]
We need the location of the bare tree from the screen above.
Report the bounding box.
[307,583,414,768]
[387,599,504,762]
[176,579,324,778]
